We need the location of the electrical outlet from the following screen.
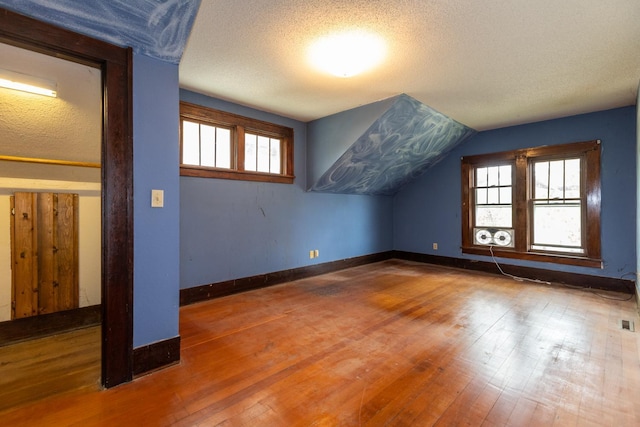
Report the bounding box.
[432,242,438,250]
[309,250,315,259]
[314,249,319,258]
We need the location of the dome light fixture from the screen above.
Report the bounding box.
[308,30,386,78]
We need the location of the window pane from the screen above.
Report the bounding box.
[182,121,200,165]
[245,133,257,171]
[565,158,580,199]
[487,187,499,204]
[476,167,487,187]
[534,161,549,199]
[500,187,511,204]
[476,188,487,205]
[216,127,231,169]
[533,203,581,249]
[499,165,511,186]
[476,206,512,228]
[270,138,281,174]
[200,124,216,167]
[257,135,270,172]
[548,160,564,199]
[487,166,499,187]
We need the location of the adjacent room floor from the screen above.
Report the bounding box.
[0,325,100,412]
[1,259,638,425]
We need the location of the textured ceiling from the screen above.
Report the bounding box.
[180,0,640,130]
[2,1,637,130]
[0,42,101,183]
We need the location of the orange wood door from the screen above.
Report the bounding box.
[11,192,79,319]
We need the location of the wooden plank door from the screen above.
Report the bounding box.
[11,192,79,319]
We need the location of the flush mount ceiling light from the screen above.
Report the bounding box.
[0,68,57,97]
[308,30,387,78]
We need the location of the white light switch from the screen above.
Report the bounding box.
[151,189,164,208]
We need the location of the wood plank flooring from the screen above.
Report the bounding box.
[0,325,100,412]
[1,259,639,426]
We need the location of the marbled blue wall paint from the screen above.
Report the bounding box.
[310,94,476,196]
[0,0,200,63]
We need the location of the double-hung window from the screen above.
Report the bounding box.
[461,140,602,268]
[179,102,294,184]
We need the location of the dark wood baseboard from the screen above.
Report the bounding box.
[0,305,102,347]
[180,251,394,306]
[133,336,181,377]
[393,251,635,294]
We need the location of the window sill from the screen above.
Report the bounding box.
[461,246,603,268]
[180,165,294,184]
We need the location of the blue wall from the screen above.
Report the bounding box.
[179,90,394,289]
[394,107,637,279]
[133,54,180,347]
[636,85,640,298]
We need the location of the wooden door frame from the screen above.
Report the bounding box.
[0,8,134,387]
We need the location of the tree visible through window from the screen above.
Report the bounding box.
[461,140,601,268]
[531,158,582,253]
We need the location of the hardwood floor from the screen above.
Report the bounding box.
[0,325,100,412]
[1,259,638,426]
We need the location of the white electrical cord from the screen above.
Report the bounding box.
[489,246,551,285]
[489,246,634,301]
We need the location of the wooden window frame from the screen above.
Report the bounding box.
[179,101,294,184]
[461,140,602,268]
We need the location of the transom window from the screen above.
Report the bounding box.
[179,102,294,184]
[244,133,281,174]
[182,121,231,169]
[461,140,601,268]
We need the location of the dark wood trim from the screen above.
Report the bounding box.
[180,252,394,306]
[0,305,101,348]
[180,166,295,184]
[461,140,602,268]
[393,251,634,294]
[179,101,295,184]
[132,336,181,377]
[0,8,134,388]
[460,246,603,268]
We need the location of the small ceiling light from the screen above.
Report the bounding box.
[309,30,386,78]
[0,68,57,97]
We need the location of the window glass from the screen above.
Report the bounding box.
[475,164,512,228]
[180,101,294,183]
[245,133,257,171]
[216,127,231,169]
[461,140,600,267]
[200,124,216,167]
[532,157,582,253]
[270,138,281,174]
[532,203,582,252]
[182,121,200,165]
[257,135,270,172]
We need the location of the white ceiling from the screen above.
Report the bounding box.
[179,0,640,130]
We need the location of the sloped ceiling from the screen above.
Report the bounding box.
[0,0,200,63]
[308,94,476,195]
[2,1,638,196]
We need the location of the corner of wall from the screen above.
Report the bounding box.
[636,80,640,314]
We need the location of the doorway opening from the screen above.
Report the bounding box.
[0,7,134,393]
